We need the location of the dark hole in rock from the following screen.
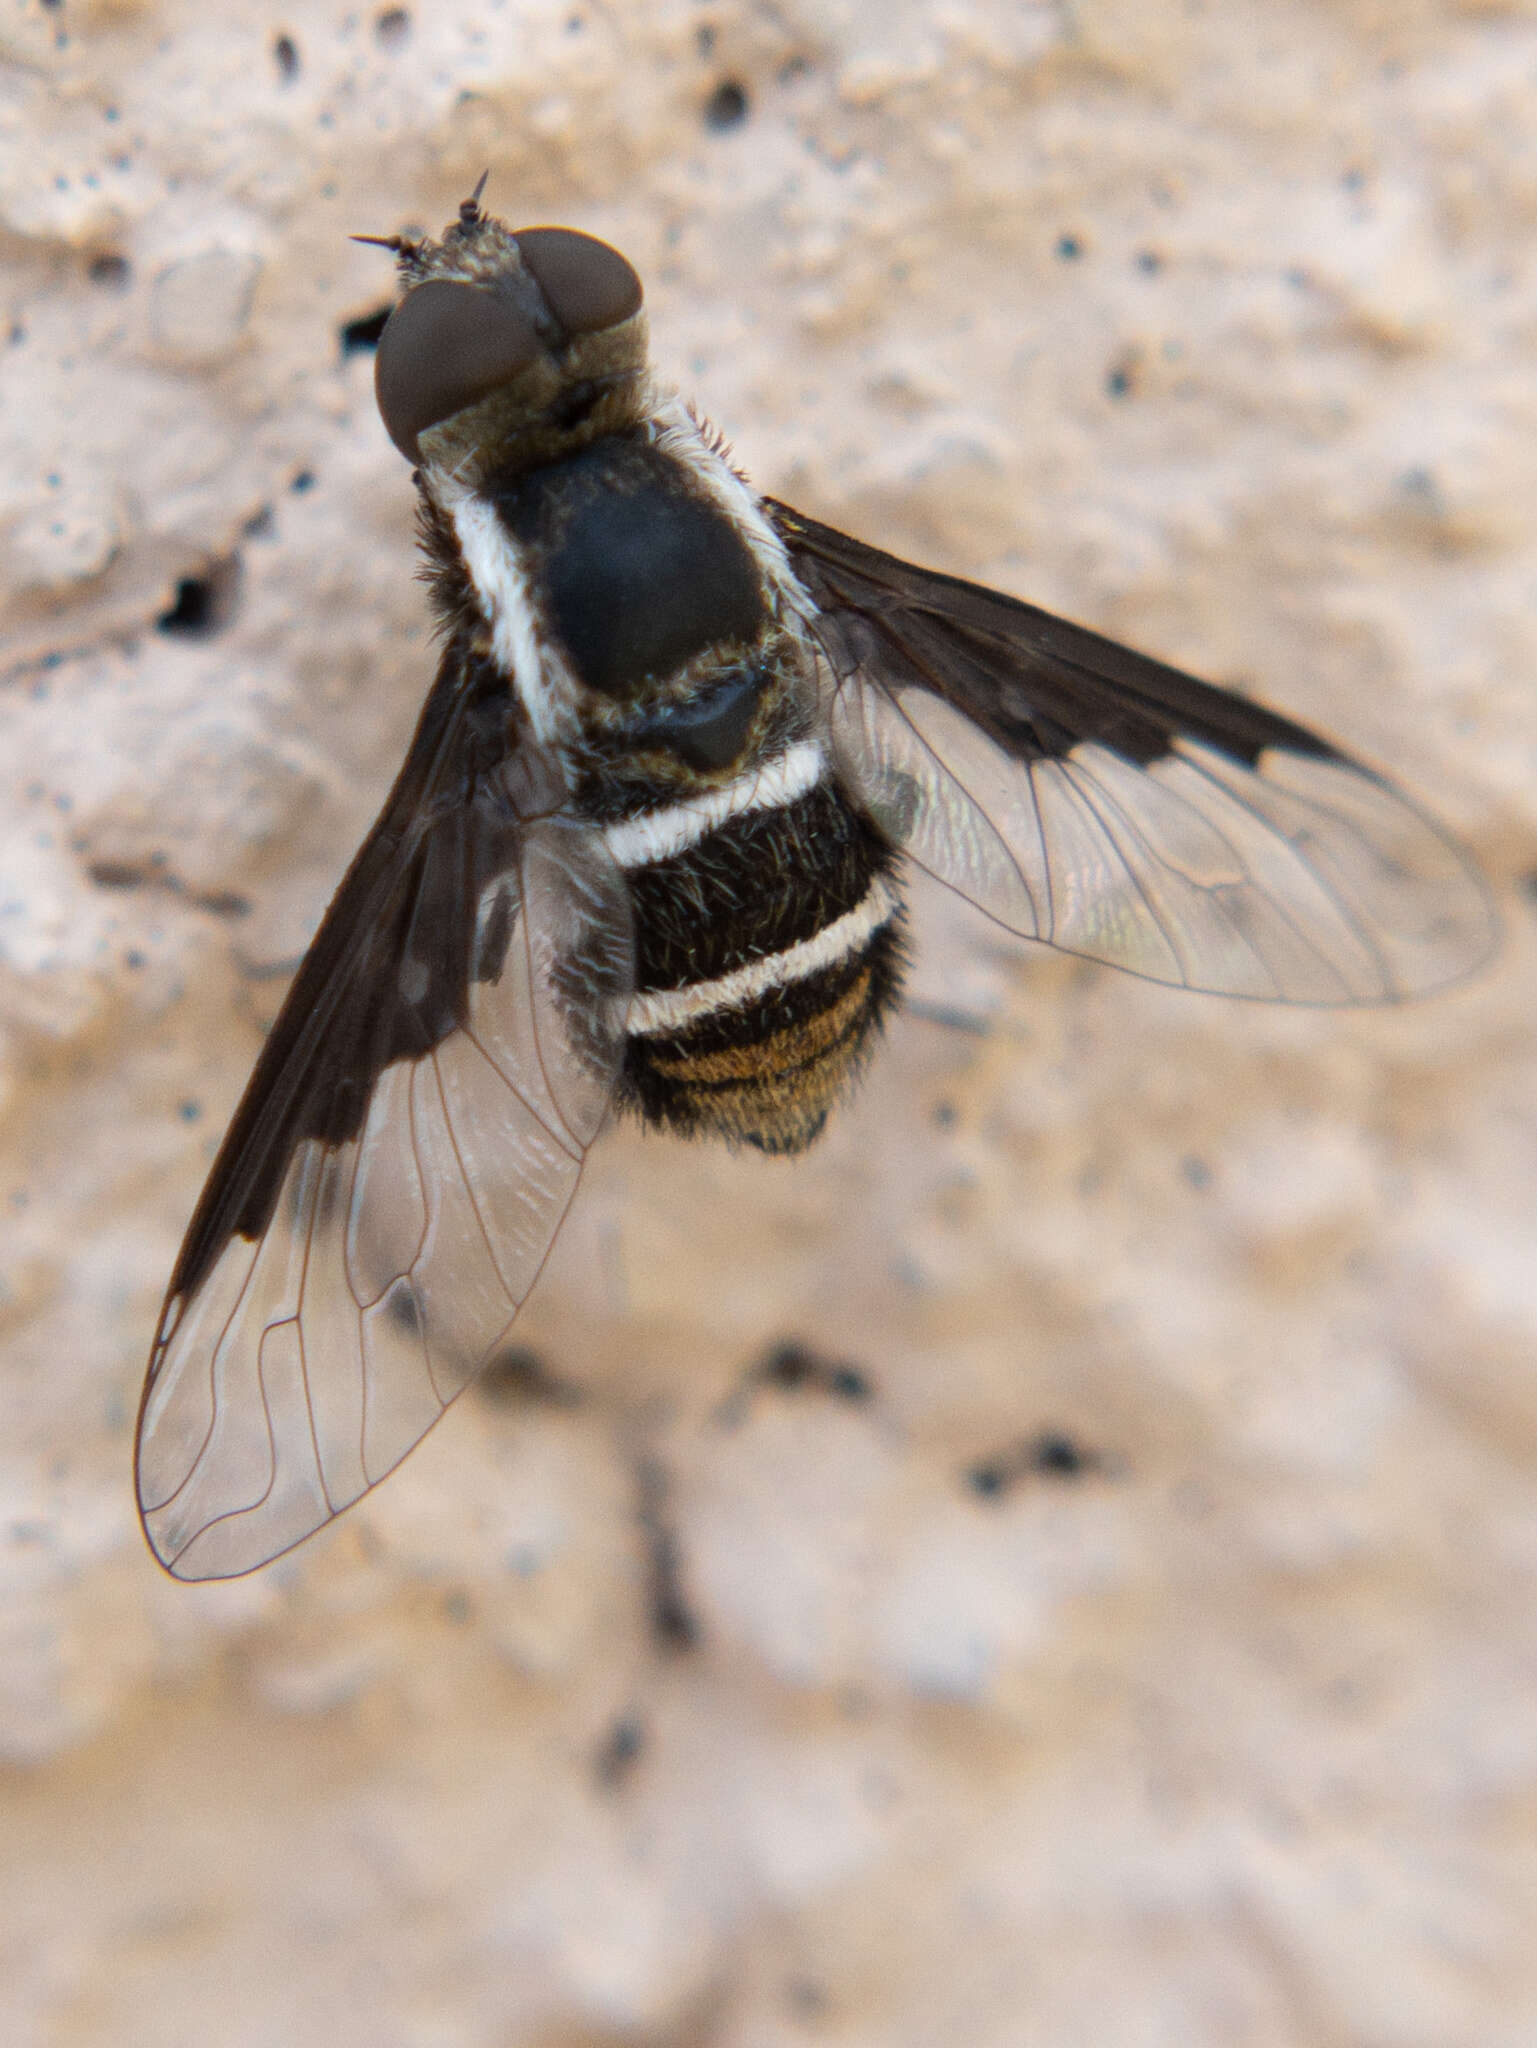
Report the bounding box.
[340,304,392,356]
[156,557,239,638]
[704,79,749,131]
[88,252,131,289]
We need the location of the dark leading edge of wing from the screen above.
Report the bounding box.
[770,501,1337,768]
[771,501,1496,1005]
[136,643,634,1579]
[164,640,522,1309]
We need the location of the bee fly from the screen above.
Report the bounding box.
[136,184,1495,1579]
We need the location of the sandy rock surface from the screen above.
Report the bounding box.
[2,1,1534,2042]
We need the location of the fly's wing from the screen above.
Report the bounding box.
[136,648,633,1581]
[770,502,1495,1003]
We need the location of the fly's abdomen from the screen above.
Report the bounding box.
[612,771,907,1153]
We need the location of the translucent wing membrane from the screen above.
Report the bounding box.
[137,653,633,1580]
[775,502,1495,1002]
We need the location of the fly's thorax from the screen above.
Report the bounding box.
[414,404,816,777]
[437,420,811,794]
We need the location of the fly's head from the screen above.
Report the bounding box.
[368,186,649,489]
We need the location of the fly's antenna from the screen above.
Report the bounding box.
[352,173,490,262]
[458,169,492,231]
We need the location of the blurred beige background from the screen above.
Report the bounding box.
[2,1,1534,2042]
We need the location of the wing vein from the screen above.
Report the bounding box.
[1054,755,1188,978]
[520,845,587,1159]
[1174,745,1396,997]
[462,1018,578,1161]
[406,1061,453,1415]
[430,1043,522,1317]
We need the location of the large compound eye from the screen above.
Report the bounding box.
[374,280,542,463]
[514,228,643,336]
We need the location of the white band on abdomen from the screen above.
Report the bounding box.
[624,872,899,1035]
[602,739,826,868]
